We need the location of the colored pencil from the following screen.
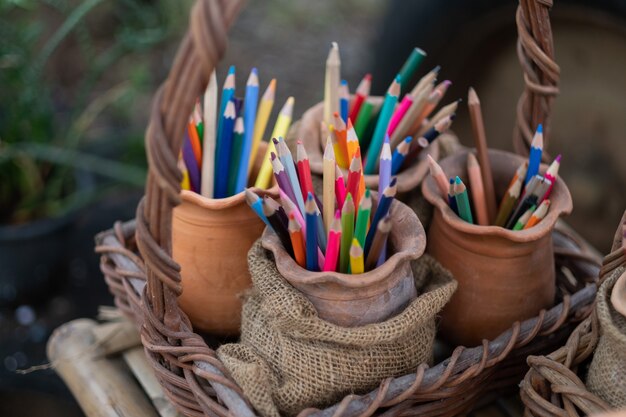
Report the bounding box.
[448,178,459,215]
[349,73,371,122]
[454,176,473,224]
[513,205,536,230]
[288,213,306,267]
[179,156,191,191]
[508,161,529,190]
[264,196,293,256]
[214,99,236,198]
[365,215,392,271]
[408,80,450,136]
[255,96,294,189]
[296,141,314,200]
[234,68,259,193]
[182,132,201,193]
[419,99,460,135]
[271,152,297,206]
[323,139,336,232]
[346,156,362,208]
[524,199,550,229]
[280,189,305,233]
[391,136,412,175]
[329,126,348,169]
[193,99,203,142]
[427,155,450,199]
[346,119,360,160]
[323,211,342,272]
[305,193,320,271]
[354,101,374,142]
[339,194,355,273]
[340,79,349,123]
[390,82,432,148]
[201,70,218,198]
[335,164,347,210]
[215,66,235,177]
[398,47,426,91]
[525,124,544,185]
[245,189,270,227]
[387,93,413,136]
[495,177,523,227]
[406,114,455,167]
[378,135,392,197]
[356,147,366,201]
[468,87,498,223]
[467,153,489,226]
[249,78,276,173]
[365,178,397,255]
[349,238,365,274]
[333,111,350,161]
[542,154,561,202]
[411,65,439,97]
[365,75,400,174]
[324,42,340,126]
[275,137,305,216]
[354,189,372,248]
[227,116,245,195]
[187,119,203,168]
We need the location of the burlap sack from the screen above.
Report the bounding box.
[218,241,457,417]
[587,265,626,408]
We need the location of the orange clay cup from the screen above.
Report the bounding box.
[298,98,443,195]
[261,194,426,327]
[173,142,278,336]
[421,148,573,347]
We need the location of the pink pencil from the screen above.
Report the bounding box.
[323,211,342,271]
[541,154,561,202]
[280,189,306,233]
[387,94,414,136]
[335,164,347,210]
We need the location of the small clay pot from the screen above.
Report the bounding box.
[173,142,278,336]
[422,148,573,346]
[298,98,443,195]
[261,195,426,327]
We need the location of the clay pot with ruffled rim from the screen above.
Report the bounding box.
[298,98,449,196]
[173,142,278,336]
[261,194,426,327]
[422,148,573,346]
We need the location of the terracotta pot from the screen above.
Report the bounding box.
[298,98,445,195]
[173,143,278,336]
[611,270,626,318]
[422,148,573,346]
[261,195,426,327]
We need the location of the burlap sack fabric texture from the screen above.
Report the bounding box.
[587,265,626,408]
[217,241,457,417]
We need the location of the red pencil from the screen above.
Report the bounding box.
[323,210,342,272]
[296,140,314,199]
[335,164,347,210]
[349,73,372,123]
[346,156,362,208]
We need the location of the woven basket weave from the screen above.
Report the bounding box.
[95,0,606,415]
[520,211,626,417]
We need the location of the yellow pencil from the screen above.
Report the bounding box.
[254,96,295,189]
[178,155,190,190]
[248,78,276,174]
[349,238,364,274]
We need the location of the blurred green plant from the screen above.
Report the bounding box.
[0,0,192,224]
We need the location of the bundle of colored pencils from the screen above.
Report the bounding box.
[246,136,399,274]
[323,43,457,176]
[178,66,295,198]
[428,124,561,230]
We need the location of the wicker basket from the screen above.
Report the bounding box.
[520,212,626,417]
[94,0,607,415]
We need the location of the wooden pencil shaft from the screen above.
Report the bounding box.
[365,218,391,270]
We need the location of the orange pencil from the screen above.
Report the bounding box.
[346,118,360,160]
[187,119,202,167]
[333,111,349,163]
[467,153,489,226]
[288,213,306,267]
[523,200,550,229]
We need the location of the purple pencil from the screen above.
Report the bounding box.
[182,131,201,193]
[271,153,298,206]
[378,135,392,197]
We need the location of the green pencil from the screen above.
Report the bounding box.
[227,117,244,196]
[354,189,372,248]
[453,176,474,224]
[398,47,426,92]
[354,101,374,140]
[364,76,400,174]
[339,193,355,273]
[513,205,536,230]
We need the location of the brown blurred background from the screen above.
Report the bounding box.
[1,0,624,415]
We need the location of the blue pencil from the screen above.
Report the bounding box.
[340,79,349,123]
[235,68,260,193]
[391,136,412,174]
[214,66,235,189]
[305,193,319,271]
[365,177,397,256]
[244,189,270,227]
[448,178,459,215]
[214,99,236,198]
[276,137,306,215]
[525,124,543,185]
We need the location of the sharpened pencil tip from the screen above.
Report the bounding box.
[555,154,562,162]
[537,124,543,133]
[228,65,235,74]
[455,176,462,185]
[365,73,372,80]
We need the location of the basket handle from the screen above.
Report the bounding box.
[513,0,560,157]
